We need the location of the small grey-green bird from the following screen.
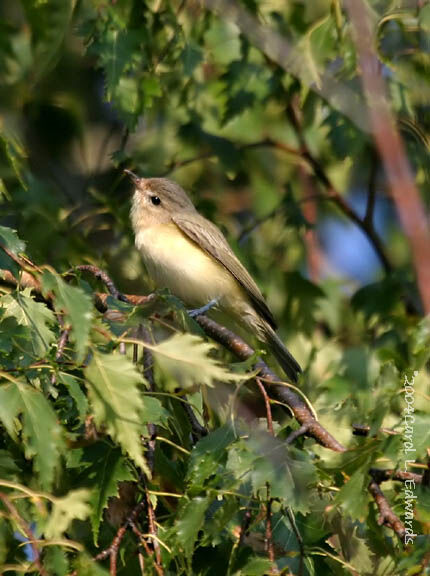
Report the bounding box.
[128,173,301,383]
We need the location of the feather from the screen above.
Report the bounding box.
[172,211,277,329]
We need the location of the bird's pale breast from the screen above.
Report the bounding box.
[135,222,244,308]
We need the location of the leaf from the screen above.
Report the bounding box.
[81,444,134,545]
[84,351,149,476]
[0,381,63,489]
[42,271,93,362]
[21,0,74,80]
[175,496,210,558]
[204,20,241,66]
[0,449,21,479]
[57,372,88,421]
[181,42,203,76]
[0,225,25,254]
[45,489,91,539]
[1,289,55,357]
[152,333,243,390]
[73,553,110,576]
[140,396,170,427]
[227,433,316,514]
[334,468,369,521]
[284,271,325,335]
[237,558,273,576]
[187,425,235,490]
[44,547,69,576]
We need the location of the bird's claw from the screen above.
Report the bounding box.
[188,298,219,318]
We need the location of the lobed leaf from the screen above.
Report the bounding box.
[42,271,93,362]
[84,351,149,476]
[0,380,63,489]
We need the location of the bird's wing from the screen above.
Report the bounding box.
[172,211,277,329]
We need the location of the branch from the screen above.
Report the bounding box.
[163,137,301,176]
[144,484,163,575]
[264,485,276,573]
[255,377,274,435]
[194,315,346,453]
[368,480,405,539]
[0,259,346,454]
[0,492,48,576]
[286,102,393,274]
[201,0,369,132]
[346,0,430,314]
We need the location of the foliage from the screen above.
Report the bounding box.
[0,1,429,575]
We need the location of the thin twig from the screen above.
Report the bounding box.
[255,377,274,435]
[352,424,399,437]
[285,424,309,445]
[286,102,392,274]
[369,468,423,485]
[0,492,48,576]
[264,485,276,573]
[194,315,346,453]
[364,149,378,225]
[136,324,158,474]
[368,480,406,539]
[92,501,147,575]
[145,485,164,575]
[346,0,430,314]
[163,137,301,176]
[182,401,208,441]
[74,265,130,303]
[285,507,304,576]
[238,504,253,547]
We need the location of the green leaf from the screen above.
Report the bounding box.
[227,433,316,513]
[334,468,369,521]
[73,553,110,576]
[140,396,170,427]
[142,77,162,108]
[81,444,134,545]
[45,489,91,539]
[181,42,203,76]
[44,546,69,576]
[237,558,273,576]
[21,0,74,80]
[57,372,88,421]
[0,449,21,479]
[187,425,235,489]
[84,351,149,476]
[152,333,243,390]
[0,225,26,254]
[42,271,93,362]
[0,381,63,488]
[205,20,241,66]
[175,496,210,558]
[1,289,55,357]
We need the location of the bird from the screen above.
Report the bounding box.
[127,171,301,383]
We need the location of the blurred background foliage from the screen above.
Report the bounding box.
[0,0,430,574]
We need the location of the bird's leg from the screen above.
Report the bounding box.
[188,298,219,318]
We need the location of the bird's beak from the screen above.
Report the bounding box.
[124,169,140,184]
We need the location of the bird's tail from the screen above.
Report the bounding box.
[262,323,302,383]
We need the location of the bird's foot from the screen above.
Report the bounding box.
[188,298,219,318]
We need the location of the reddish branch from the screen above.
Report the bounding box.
[0,258,345,452]
[368,480,406,539]
[255,377,274,435]
[264,485,276,573]
[144,485,163,575]
[194,314,346,453]
[286,102,392,274]
[0,492,48,576]
[0,254,419,542]
[345,0,430,314]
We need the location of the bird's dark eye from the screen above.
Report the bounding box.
[150,196,161,206]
